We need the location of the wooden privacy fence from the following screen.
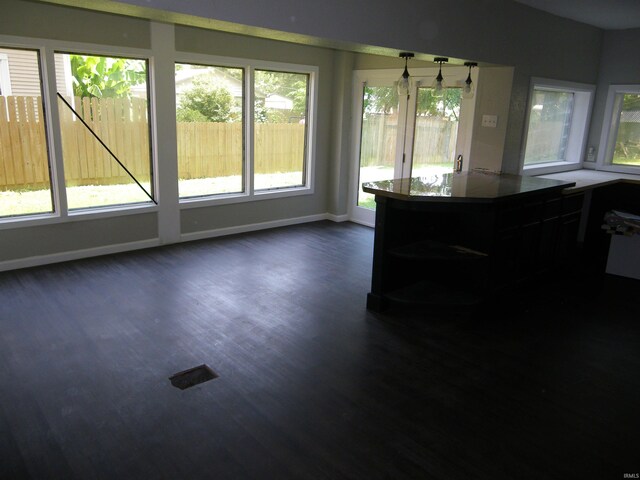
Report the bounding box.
[0,95,306,190]
[177,122,306,179]
[360,114,458,167]
[58,95,151,187]
[0,96,50,190]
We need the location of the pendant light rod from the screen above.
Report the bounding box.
[399,52,414,78]
[463,61,478,99]
[397,52,414,95]
[433,57,448,80]
[432,57,448,98]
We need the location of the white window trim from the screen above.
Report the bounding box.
[174,51,317,207]
[522,77,595,176]
[596,84,640,174]
[0,34,158,228]
[0,33,319,229]
[0,53,11,95]
[347,67,476,226]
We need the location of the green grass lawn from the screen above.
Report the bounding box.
[612,156,640,166]
[1,172,302,218]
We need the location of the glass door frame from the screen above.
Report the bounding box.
[348,67,477,226]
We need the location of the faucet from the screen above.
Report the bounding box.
[455,154,463,173]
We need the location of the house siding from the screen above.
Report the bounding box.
[0,48,67,96]
[0,48,40,96]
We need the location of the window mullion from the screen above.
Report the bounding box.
[247,65,255,196]
[41,45,68,218]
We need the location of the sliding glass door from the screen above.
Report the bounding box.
[356,84,402,210]
[350,67,475,225]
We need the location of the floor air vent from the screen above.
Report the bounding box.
[169,364,218,390]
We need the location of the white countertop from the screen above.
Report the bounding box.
[537,170,640,192]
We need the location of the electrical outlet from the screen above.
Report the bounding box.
[481,114,498,128]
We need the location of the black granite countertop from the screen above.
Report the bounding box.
[362,172,575,203]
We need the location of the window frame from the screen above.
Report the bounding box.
[0,53,12,96]
[597,84,640,174]
[521,78,595,176]
[0,34,158,230]
[175,51,317,210]
[0,34,319,228]
[174,60,247,200]
[253,68,311,192]
[0,43,57,224]
[54,49,156,211]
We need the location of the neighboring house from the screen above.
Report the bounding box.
[0,48,67,97]
[167,64,293,110]
[0,51,294,111]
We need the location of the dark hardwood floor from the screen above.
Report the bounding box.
[0,221,638,479]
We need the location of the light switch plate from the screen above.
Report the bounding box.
[482,114,498,128]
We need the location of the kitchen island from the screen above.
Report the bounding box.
[363,172,577,312]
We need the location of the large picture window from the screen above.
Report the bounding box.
[522,79,594,174]
[254,70,309,191]
[175,60,315,203]
[1,38,317,226]
[54,52,154,210]
[524,89,574,165]
[599,85,640,170]
[176,63,244,198]
[0,47,54,218]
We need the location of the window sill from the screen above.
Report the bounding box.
[594,164,640,176]
[68,203,158,220]
[179,185,313,210]
[535,169,640,194]
[523,161,583,176]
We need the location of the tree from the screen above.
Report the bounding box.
[622,93,640,111]
[362,85,461,120]
[70,55,146,98]
[176,77,236,123]
[416,88,461,121]
[254,71,308,123]
[363,86,398,114]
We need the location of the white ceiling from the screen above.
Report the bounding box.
[513,0,640,30]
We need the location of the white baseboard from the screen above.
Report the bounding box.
[349,218,374,228]
[180,213,332,242]
[0,239,160,273]
[1,213,354,272]
[326,213,350,222]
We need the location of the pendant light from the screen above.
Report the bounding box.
[397,52,414,96]
[431,57,448,98]
[463,62,478,99]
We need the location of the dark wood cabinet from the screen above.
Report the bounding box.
[363,173,578,312]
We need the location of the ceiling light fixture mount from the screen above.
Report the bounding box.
[397,52,415,95]
[432,57,448,98]
[463,62,478,99]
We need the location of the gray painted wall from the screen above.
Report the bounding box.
[174,26,335,233]
[587,28,640,162]
[0,1,338,265]
[41,0,603,173]
[0,1,157,264]
[0,0,617,268]
[0,214,158,261]
[0,0,150,48]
